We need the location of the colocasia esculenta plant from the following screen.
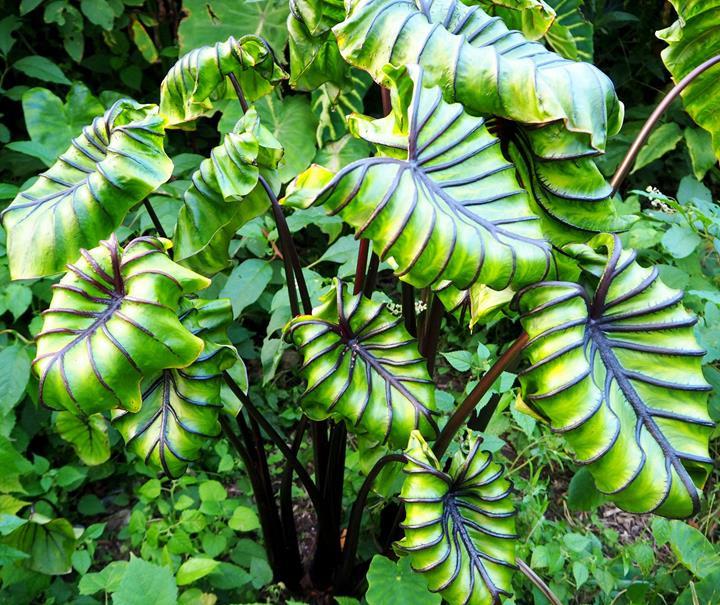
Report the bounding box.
[3,0,719,602]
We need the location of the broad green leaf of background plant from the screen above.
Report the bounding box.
[54,411,110,466]
[174,108,283,274]
[114,298,239,478]
[286,281,438,447]
[289,65,551,291]
[33,236,209,417]
[516,234,714,518]
[159,35,286,128]
[178,0,290,57]
[434,282,515,329]
[333,0,628,238]
[1,514,76,575]
[397,432,517,605]
[111,555,178,605]
[658,1,720,162]
[1,100,172,279]
[365,555,440,605]
[6,84,104,166]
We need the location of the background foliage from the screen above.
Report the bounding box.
[0,0,719,604]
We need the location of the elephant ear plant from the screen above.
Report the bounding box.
[2,1,718,602]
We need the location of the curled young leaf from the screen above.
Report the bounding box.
[2,100,172,279]
[173,108,283,274]
[33,236,210,417]
[516,234,714,518]
[398,432,517,605]
[114,298,240,478]
[286,280,437,447]
[160,35,286,127]
[294,65,551,291]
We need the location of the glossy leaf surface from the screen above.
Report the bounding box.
[114,298,239,478]
[160,35,286,127]
[333,0,627,236]
[173,108,283,275]
[33,236,209,417]
[658,1,720,161]
[2,100,172,279]
[292,65,551,291]
[286,281,437,447]
[333,0,621,151]
[516,234,714,518]
[398,432,517,605]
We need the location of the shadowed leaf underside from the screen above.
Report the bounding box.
[398,432,517,605]
[33,236,210,417]
[287,281,437,447]
[114,298,240,478]
[2,100,172,279]
[516,234,714,518]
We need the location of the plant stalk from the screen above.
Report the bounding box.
[339,453,407,586]
[610,53,720,194]
[433,331,529,458]
[420,294,444,374]
[143,200,167,239]
[354,239,370,295]
[517,559,563,605]
[363,252,380,298]
[222,372,323,511]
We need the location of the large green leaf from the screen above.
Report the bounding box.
[114,298,239,478]
[288,65,551,291]
[333,0,621,152]
[33,235,210,417]
[516,234,714,518]
[333,0,627,236]
[178,0,290,56]
[159,35,286,128]
[397,432,517,605]
[286,281,437,447]
[1,100,172,280]
[173,108,283,274]
[2,514,76,575]
[658,1,720,161]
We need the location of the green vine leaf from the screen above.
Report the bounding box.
[114,298,240,478]
[160,35,286,128]
[516,233,714,518]
[289,65,551,291]
[398,432,517,605]
[33,235,210,417]
[286,280,437,447]
[658,1,720,161]
[1,100,172,279]
[173,108,283,275]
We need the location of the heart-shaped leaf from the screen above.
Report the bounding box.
[160,35,286,128]
[2,100,172,279]
[114,298,240,478]
[54,411,110,466]
[516,234,714,518]
[173,108,283,274]
[398,432,517,605]
[286,280,437,447]
[333,0,629,236]
[2,514,77,575]
[290,65,551,291]
[33,235,210,417]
